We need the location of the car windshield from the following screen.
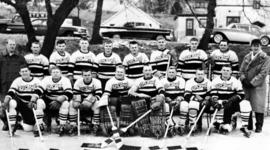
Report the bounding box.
[32,19,46,25]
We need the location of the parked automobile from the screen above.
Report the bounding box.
[100,21,172,40]
[0,15,89,37]
[211,23,261,44]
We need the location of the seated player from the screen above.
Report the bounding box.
[210,65,252,138]
[1,65,45,136]
[99,65,134,136]
[128,65,169,138]
[41,66,73,136]
[158,66,186,136]
[69,69,102,136]
[181,69,211,135]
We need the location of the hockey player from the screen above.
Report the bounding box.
[49,40,72,78]
[24,41,49,80]
[158,66,186,136]
[68,69,102,135]
[41,66,73,136]
[178,37,208,80]
[123,40,149,80]
[180,69,211,135]
[210,40,239,80]
[99,65,134,136]
[150,35,177,78]
[96,40,122,90]
[128,65,169,138]
[1,65,45,136]
[69,37,97,80]
[210,65,252,137]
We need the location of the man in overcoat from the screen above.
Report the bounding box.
[240,39,270,133]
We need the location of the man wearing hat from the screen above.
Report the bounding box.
[240,39,270,133]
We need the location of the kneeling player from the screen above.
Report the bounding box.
[1,65,45,136]
[159,66,186,136]
[41,66,73,136]
[129,65,169,138]
[210,65,252,137]
[69,69,102,135]
[182,69,211,135]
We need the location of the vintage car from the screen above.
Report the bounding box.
[0,15,89,37]
[211,23,261,44]
[100,21,172,40]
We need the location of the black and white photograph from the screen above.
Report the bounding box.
[0,0,270,150]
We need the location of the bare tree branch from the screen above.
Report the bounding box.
[0,0,16,7]
[45,0,53,18]
[185,0,205,28]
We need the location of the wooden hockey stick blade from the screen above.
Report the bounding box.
[81,143,102,148]
[49,149,60,150]
[185,147,199,150]
[167,145,182,150]
[149,146,162,150]
[119,144,141,150]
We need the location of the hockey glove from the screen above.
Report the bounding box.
[202,96,211,107]
[72,101,81,109]
[28,101,37,110]
[213,102,222,110]
[242,78,254,88]
[49,100,61,110]
[81,100,92,110]
[2,96,11,111]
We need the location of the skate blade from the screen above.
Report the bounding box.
[81,143,102,148]
[119,144,141,150]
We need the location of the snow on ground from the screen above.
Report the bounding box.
[0,117,270,150]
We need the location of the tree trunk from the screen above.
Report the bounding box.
[40,0,79,58]
[198,0,216,51]
[15,2,37,51]
[89,0,103,44]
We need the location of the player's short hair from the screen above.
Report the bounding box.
[49,66,61,73]
[221,64,232,70]
[80,37,89,42]
[82,69,92,74]
[115,65,126,73]
[156,35,165,41]
[103,39,113,44]
[220,39,229,44]
[190,37,199,42]
[19,64,29,71]
[56,39,66,45]
[31,40,40,47]
[250,39,261,46]
[168,66,177,71]
[129,40,139,45]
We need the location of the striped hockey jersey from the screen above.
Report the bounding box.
[69,50,97,80]
[150,49,171,75]
[73,78,102,101]
[185,77,211,101]
[24,53,49,79]
[131,76,161,97]
[104,77,133,97]
[210,49,239,79]
[178,49,208,80]
[41,76,73,101]
[159,77,186,99]
[210,76,244,100]
[96,52,122,80]
[123,52,149,79]
[7,77,43,103]
[49,51,71,77]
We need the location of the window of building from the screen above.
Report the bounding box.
[226,16,240,26]
[199,18,207,28]
[194,2,207,9]
[253,0,261,9]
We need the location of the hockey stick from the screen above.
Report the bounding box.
[77,109,80,136]
[120,109,152,133]
[5,110,13,137]
[165,54,171,79]
[183,105,206,149]
[200,109,218,150]
[32,108,44,142]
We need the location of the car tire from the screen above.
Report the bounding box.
[260,36,269,46]
[213,33,226,44]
